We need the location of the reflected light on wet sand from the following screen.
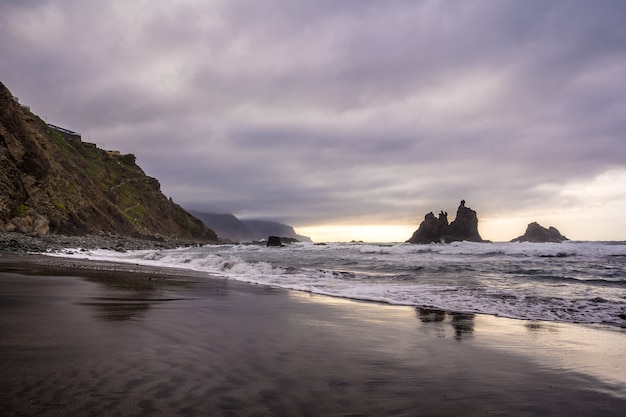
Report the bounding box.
[288,291,625,390]
[288,291,418,323]
[474,314,626,389]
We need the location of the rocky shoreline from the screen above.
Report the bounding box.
[0,232,213,253]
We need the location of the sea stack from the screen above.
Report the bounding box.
[407,200,485,244]
[510,222,568,243]
[266,236,284,247]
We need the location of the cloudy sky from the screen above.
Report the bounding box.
[2,0,625,242]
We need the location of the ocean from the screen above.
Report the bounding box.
[49,240,626,328]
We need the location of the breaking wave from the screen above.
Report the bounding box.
[47,240,626,327]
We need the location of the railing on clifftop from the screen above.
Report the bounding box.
[48,123,81,137]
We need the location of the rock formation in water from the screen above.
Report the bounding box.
[407,211,450,244]
[510,222,568,243]
[0,81,217,241]
[266,236,283,247]
[407,200,485,244]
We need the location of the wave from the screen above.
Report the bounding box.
[45,242,626,327]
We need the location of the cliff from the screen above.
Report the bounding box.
[0,81,217,241]
[407,200,486,244]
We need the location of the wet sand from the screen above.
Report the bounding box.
[1,253,625,416]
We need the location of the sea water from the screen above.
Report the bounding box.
[49,240,626,327]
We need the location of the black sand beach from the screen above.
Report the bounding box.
[1,253,625,416]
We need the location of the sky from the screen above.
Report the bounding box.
[1,0,625,242]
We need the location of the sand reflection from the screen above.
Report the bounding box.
[417,308,475,341]
[78,296,186,321]
[75,270,205,322]
[1,256,201,322]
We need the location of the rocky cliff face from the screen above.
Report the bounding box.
[407,200,485,244]
[0,81,216,241]
[510,222,568,243]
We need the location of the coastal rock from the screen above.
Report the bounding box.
[5,211,50,235]
[266,236,283,247]
[407,200,485,244]
[407,211,449,244]
[446,201,483,243]
[511,222,568,243]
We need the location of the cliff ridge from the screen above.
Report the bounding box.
[0,81,216,241]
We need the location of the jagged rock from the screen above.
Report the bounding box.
[32,214,50,235]
[446,201,483,243]
[266,236,283,247]
[407,200,485,244]
[511,222,568,243]
[5,211,50,235]
[407,211,449,244]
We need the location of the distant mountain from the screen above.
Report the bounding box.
[242,219,312,242]
[0,81,217,241]
[188,212,252,242]
[190,211,312,243]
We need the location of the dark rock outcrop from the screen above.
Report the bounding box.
[407,211,449,244]
[447,200,484,243]
[266,236,283,247]
[407,200,485,244]
[0,81,217,241]
[511,222,568,243]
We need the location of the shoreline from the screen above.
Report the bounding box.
[19,239,626,330]
[0,231,217,253]
[1,252,625,416]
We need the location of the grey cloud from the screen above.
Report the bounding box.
[1,0,625,233]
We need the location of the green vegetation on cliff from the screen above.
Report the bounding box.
[0,81,217,241]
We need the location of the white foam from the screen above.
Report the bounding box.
[46,241,626,327]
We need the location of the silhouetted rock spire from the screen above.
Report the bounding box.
[407,201,485,244]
